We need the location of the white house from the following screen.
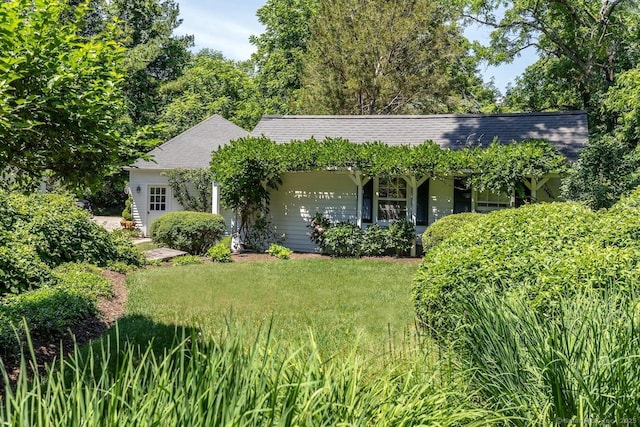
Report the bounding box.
[127,111,588,252]
[125,115,248,237]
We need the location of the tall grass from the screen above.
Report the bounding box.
[459,288,640,425]
[0,322,497,426]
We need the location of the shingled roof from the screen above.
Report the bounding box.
[252,111,588,162]
[128,115,248,170]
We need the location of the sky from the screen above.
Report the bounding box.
[174,0,538,95]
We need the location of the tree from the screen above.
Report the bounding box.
[107,0,193,130]
[300,0,488,115]
[0,0,142,188]
[158,50,261,137]
[466,0,640,123]
[249,0,317,114]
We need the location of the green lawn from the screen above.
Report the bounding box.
[122,258,421,356]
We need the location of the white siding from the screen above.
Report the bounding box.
[128,170,234,237]
[429,178,454,224]
[270,171,358,252]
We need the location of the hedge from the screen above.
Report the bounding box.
[411,201,638,335]
[150,211,226,255]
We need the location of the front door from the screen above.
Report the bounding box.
[147,185,169,234]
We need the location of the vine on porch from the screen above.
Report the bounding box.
[209,136,568,237]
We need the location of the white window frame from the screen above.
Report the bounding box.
[375,176,409,223]
[148,186,168,212]
[475,188,510,212]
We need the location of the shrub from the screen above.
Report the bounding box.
[412,202,603,335]
[387,218,416,256]
[173,255,203,266]
[0,236,55,294]
[3,288,96,336]
[266,243,292,259]
[52,263,113,299]
[150,211,225,255]
[121,197,133,221]
[321,223,363,257]
[421,212,484,252]
[361,224,389,256]
[207,237,232,263]
[307,212,331,247]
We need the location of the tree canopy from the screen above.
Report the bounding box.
[0,0,143,188]
[158,50,261,137]
[300,0,493,114]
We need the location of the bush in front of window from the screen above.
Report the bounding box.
[387,218,416,256]
[361,224,389,256]
[150,211,226,255]
[321,222,363,257]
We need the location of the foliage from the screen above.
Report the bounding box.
[0,263,112,357]
[412,199,640,336]
[266,243,292,260]
[301,0,491,114]
[321,223,363,257]
[561,135,640,209]
[0,236,54,295]
[84,171,129,216]
[387,218,415,256]
[421,212,484,252]
[163,168,212,212]
[106,0,193,131]
[52,263,113,299]
[150,211,225,255]
[466,0,640,121]
[172,255,202,266]
[158,50,261,136]
[603,66,640,147]
[0,192,142,295]
[0,0,144,188]
[210,136,283,241]
[211,137,567,234]
[0,324,496,426]
[122,197,133,221]
[361,224,389,256]
[459,288,640,424]
[207,237,232,263]
[244,215,279,252]
[250,0,317,114]
[306,212,331,247]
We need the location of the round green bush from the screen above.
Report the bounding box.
[150,211,226,255]
[421,212,484,252]
[412,202,614,335]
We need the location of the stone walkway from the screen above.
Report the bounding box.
[144,248,188,261]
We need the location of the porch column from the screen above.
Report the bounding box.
[349,171,364,227]
[212,182,220,214]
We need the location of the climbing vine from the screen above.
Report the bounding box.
[163,168,212,212]
[210,136,568,234]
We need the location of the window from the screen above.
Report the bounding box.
[416,180,429,225]
[362,179,373,223]
[149,186,167,211]
[453,178,472,213]
[377,177,407,221]
[476,189,510,211]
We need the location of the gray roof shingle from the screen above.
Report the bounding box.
[251,111,588,162]
[128,115,248,170]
